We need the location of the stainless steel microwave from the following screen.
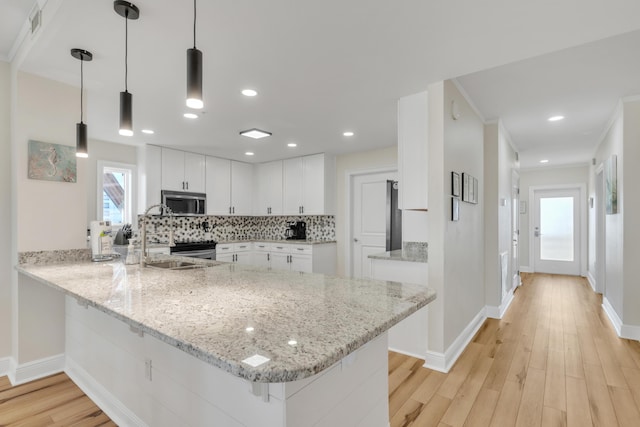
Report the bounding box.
[161,190,206,216]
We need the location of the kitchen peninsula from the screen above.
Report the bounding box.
[17,254,436,427]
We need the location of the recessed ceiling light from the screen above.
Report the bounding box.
[245,151,255,156]
[242,89,258,97]
[240,128,272,139]
[548,115,564,122]
[184,113,198,119]
[540,159,549,163]
[245,327,254,332]
[141,129,154,134]
[288,340,298,346]
[287,143,297,148]
[343,131,354,137]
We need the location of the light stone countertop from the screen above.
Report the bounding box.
[17,256,435,383]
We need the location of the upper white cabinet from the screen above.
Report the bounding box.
[161,148,206,193]
[398,91,428,210]
[143,144,162,208]
[283,153,334,215]
[255,160,283,215]
[205,157,253,215]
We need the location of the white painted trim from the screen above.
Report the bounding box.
[387,347,427,361]
[344,166,397,278]
[423,308,486,373]
[66,357,148,427]
[519,265,532,273]
[0,357,10,376]
[593,101,622,157]
[601,298,640,341]
[450,78,486,123]
[586,271,597,293]
[485,288,515,320]
[8,354,65,385]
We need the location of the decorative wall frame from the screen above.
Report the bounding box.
[451,197,459,221]
[451,172,460,197]
[605,154,618,214]
[462,172,470,202]
[28,140,77,182]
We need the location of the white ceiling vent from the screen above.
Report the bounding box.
[29,5,42,36]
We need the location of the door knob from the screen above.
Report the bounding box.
[353,238,359,242]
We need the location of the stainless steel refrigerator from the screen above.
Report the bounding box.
[386,180,402,251]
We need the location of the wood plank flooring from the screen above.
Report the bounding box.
[389,273,640,427]
[2,273,638,426]
[0,372,115,426]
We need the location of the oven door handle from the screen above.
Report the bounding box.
[172,249,216,259]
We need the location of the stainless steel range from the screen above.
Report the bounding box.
[170,241,217,260]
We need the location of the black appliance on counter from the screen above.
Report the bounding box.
[170,240,217,259]
[386,180,402,251]
[285,221,307,240]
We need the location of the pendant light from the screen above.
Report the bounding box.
[186,0,203,109]
[114,1,139,136]
[71,48,92,158]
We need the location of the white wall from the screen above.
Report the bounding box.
[427,80,485,354]
[0,61,11,359]
[335,146,397,277]
[519,164,589,271]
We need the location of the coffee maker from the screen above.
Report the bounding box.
[285,221,307,240]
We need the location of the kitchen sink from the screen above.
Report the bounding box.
[146,260,205,270]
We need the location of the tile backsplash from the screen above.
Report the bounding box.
[134,215,335,243]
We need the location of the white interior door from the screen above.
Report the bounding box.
[533,188,581,275]
[511,170,520,289]
[351,171,397,278]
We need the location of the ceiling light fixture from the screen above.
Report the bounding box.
[548,115,564,122]
[240,128,272,139]
[71,48,92,158]
[184,113,198,119]
[141,129,154,134]
[287,143,297,148]
[242,89,257,97]
[540,159,549,163]
[186,0,203,109]
[245,151,255,156]
[343,131,354,137]
[114,1,139,137]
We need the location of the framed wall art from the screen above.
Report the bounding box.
[462,172,470,202]
[605,154,617,214]
[451,197,459,221]
[28,140,77,183]
[451,172,460,197]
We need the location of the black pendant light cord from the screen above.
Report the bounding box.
[124,11,129,92]
[80,59,84,122]
[193,0,197,48]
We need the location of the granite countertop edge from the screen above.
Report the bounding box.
[368,249,428,263]
[16,259,435,383]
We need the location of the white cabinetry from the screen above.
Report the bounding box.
[283,154,335,215]
[255,160,283,215]
[217,242,252,264]
[161,148,205,193]
[251,242,336,274]
[205,158,253,215]
[398,91,428,210]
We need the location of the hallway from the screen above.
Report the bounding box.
[389,273,640,427]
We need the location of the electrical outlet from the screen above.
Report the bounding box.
[145,358,152,381]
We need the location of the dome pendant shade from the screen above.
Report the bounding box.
[186,48,203,109]
[76,122,88,158]
[119,91,134,136]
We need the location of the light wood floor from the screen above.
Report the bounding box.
[389,273,640,427]
[2,274,639,426]
[0,372,115,426]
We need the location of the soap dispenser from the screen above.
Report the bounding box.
[125,241,138,265]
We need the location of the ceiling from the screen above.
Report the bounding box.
[5,0,640,166]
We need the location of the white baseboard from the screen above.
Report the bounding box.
[388,347,427,360]
[586,271,597,292]
[8,354,65,385]
[485,289,515,320]
[65,357,148,427]
[519,266,532,273]
[0,357,10,376]
[423,308,486,373]
[602,298,640,341]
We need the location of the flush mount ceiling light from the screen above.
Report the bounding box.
[71,48,92,158]
[287,143,297,148]
[548,115,564,122]
[186,0,203,109]
[242,89,257,97]
[240,128,272,139]
[245,151,255,156]
[540,159,549,163]
[343,131,354,137]
[141,129,154,134]
[114,1,139,137]
[184,112,198,119]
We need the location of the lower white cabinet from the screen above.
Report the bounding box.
[251,242,336,275]
[217,242,252,265]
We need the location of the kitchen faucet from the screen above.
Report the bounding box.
[140,203,175,267]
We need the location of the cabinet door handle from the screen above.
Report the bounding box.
[301,206,304,214]
[232,207,235,214]
[229,207,232,214]
[267,254,270,261]
[297,248,304,251]
[186,181,189,190]
[182,181,185,190]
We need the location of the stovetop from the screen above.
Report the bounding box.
[171,240,217,252]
